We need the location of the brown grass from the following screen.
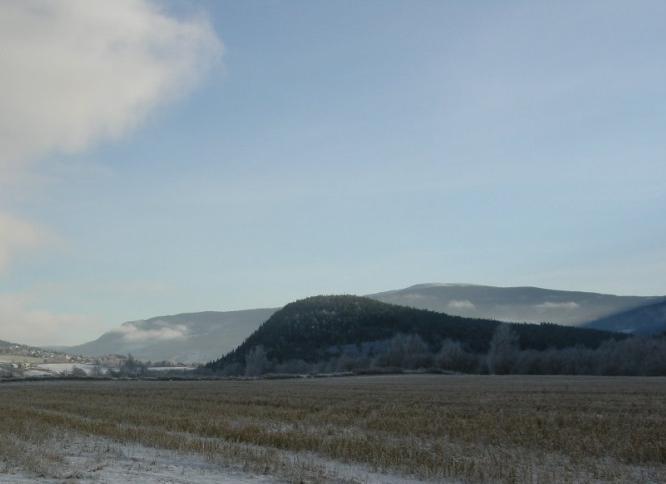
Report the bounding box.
[1,375,665,482]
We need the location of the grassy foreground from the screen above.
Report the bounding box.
[1,375,665,482]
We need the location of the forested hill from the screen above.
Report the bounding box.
[583,299,666,336]
[208,295,624,369]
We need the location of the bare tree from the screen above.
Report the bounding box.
[70,367,88,378]
[245,345,270,376]
[375,333,432,369]
[437,339,479,372]
[487,324,519,374]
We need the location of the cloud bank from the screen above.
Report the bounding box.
[0,0,222,178]
[447,300,476,310]
[535,302,580,310]
[0,0,222,344]
[0,292,93,346]
[113,321,189,343]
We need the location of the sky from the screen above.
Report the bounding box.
[1,0,665,346]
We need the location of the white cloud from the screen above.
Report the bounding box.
[0,0,222,179]
[535,301,580,310]
[0,0,222,268]
[447,299,476,310]
[113,321,189,343]
[0,1,221,345]
[0,292,93,346]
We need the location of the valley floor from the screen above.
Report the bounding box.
[0,375,665,483]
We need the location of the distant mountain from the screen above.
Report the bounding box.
[209,295,623,369]
[62,283,663,363]
[582,299,666,335]
[369,283,662,326]
[66,308,277,364]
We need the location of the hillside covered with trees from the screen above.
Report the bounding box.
[205,296,659,376]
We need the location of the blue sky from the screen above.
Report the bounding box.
[1,0,665,345]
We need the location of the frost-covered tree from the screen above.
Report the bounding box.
[436,339,479,372]
[70,367,88,378]
[245,345,270,376]
[487,324,519,374]
[276,359,311,375]
[375,333,432,369]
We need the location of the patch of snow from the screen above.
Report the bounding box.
[148,366,195,372]
[0,436,276,484]
[36,363,107,376]
[22,370,52,377]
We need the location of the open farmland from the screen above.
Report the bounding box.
[0,375,665,483]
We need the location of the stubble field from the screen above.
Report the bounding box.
[0,375,665,483]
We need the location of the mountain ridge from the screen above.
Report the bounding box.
[208,295,625,370]
[370,284,662,325]
[53,283,665,363]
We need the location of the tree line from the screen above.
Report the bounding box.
[212,324,666,377]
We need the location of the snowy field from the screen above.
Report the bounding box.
[0,433,427,484]
[0,435,275,483]
[1,375,665,483]
[34,363,108,376]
